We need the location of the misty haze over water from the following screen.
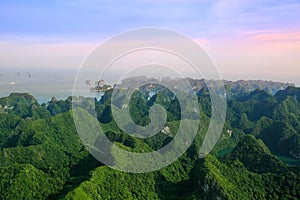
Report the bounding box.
[0,68,81,103]
[0,67,298,104]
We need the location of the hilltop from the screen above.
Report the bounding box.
[0,80,299,199]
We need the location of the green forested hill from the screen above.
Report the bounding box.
[64,135,299,200]
[0,83,299,199]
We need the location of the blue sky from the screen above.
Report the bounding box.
[1,0,299,40]
[0,0,300,84]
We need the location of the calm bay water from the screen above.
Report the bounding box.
[0,68,95,103]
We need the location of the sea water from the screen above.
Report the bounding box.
[0,68,95,103]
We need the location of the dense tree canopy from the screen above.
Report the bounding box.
[0,82,299,199]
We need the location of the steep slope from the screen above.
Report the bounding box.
[63,166,159,200]
[191,155,266,200]
[0,111,98,199]
[225,135,300,199]
[275,86,300,103]
[0,164,60,200]
[229,135,286,173]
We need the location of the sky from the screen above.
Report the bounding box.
[0,0,300,85]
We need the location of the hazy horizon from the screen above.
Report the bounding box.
[0,66,297,103]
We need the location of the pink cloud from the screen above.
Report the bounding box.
[249,31,300,42]
[196,29,300,84]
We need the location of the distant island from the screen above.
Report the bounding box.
[87,77,293,97]
[87,79,112,92]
